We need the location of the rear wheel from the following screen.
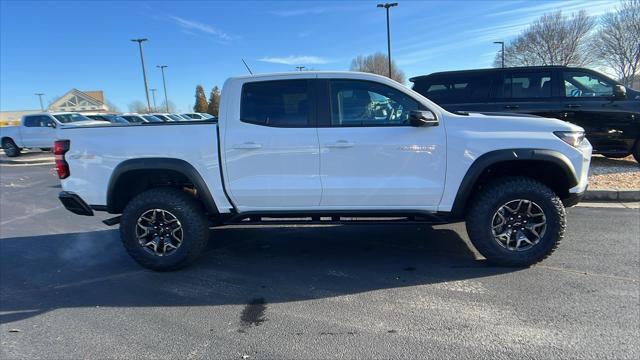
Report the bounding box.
[465,177,566,267]
[2,138,20,157]
[632,140,640,163]
[120,188,210,271]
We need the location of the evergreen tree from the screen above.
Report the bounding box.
[207,86,221,117]
[193,85,208,113]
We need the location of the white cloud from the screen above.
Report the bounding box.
[269,5,354,17]
[258,56,330,65]
[169,16,234,42]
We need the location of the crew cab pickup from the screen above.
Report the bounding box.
[56,72,592,271]
[1,112,106,157]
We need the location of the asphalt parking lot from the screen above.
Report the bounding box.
[1,162,639,359]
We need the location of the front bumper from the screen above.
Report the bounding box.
[59,191,94,216]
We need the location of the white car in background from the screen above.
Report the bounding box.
[180,112,216,120]
[1,112,107,157]
[151,113,184,122]
[120,113,164,124]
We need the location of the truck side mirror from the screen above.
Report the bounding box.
[613,84,627,100]
[409,110,439,127]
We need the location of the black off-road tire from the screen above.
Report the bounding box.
[2,138,20,157]
[465,177,566,267]
[632,140,640,163]
[120,188,210,271]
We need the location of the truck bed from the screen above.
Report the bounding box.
[59,121,232,213]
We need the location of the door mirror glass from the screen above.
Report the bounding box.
[46,121,56,128]
[409,110,438,127]
[613,84,627,99]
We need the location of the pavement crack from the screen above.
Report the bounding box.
[535,265,639,283]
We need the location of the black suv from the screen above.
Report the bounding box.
[411,66,640,162]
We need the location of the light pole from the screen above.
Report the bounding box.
[131,38,151,112]
[377,2,398,79]
[157,65,169,113]
[34,93,45,111]
[494,41,505,68]
[150,88,157,112]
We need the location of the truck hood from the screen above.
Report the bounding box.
[460,111,584,132]
[58,120,112,127]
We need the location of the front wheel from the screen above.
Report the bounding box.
[465,177,566,267]
[2,138,20,157]
[120,188,210,271]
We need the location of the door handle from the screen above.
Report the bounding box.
[233,142,262,149]
[504,105,520,110]
[326,140,354,148]
[566,104,582,109]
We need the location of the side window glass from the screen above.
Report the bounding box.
[240,80,309,127]
[414,73,492,103]
[500,72,552,98]
[563,71,613,97]
[23,116,37,127]
[329,80,419,126]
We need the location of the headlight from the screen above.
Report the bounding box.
[554,131,585,147]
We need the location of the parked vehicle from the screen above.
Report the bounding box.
[120,113,163,123]
[85,113,130,124]
[150,113,177,122]
[56,71,591,271]
[181,112,212,120]
[1,112,106,157]
[410,66,640,162]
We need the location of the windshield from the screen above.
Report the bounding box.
[53,113,92,123]
[183,113,199,119]
[168,114,184,121]
[153,114,171,121]
[143,115,163,122]
[200,113,214,119]
[108,115,129,124]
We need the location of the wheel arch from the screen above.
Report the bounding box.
[106,158,218,215]
[450,149,578,217]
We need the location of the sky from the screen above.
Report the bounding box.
[0,0,621,112]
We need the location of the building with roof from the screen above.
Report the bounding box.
[48,89,108,113]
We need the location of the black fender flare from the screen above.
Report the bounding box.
[106,158,218,215]
[450,148,578,217]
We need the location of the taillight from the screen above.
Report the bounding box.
[54,140,70,179]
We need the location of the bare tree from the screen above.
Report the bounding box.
[159,100,176,113]
[128,100,147,113]
[350,52,406,84]
[591,0,640,87]
[495,10,595,67]
[105,100,119,113]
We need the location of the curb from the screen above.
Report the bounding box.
[583,189,640,202]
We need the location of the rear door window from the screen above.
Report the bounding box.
[241,80,311,127]
[412,73,493,103]
[499,71,552,99]
[23,115,51,127]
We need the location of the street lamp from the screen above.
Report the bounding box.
[150,88,157,112]
[494,41,505,68]
[131,38,151,112]
[34,93,45,111]
[157,65,169,113]
[377,2,398,79]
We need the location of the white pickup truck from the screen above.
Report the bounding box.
[56,72,592,271]
[1,112,106,157]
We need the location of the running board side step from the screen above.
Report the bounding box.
[103,216,122,226]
